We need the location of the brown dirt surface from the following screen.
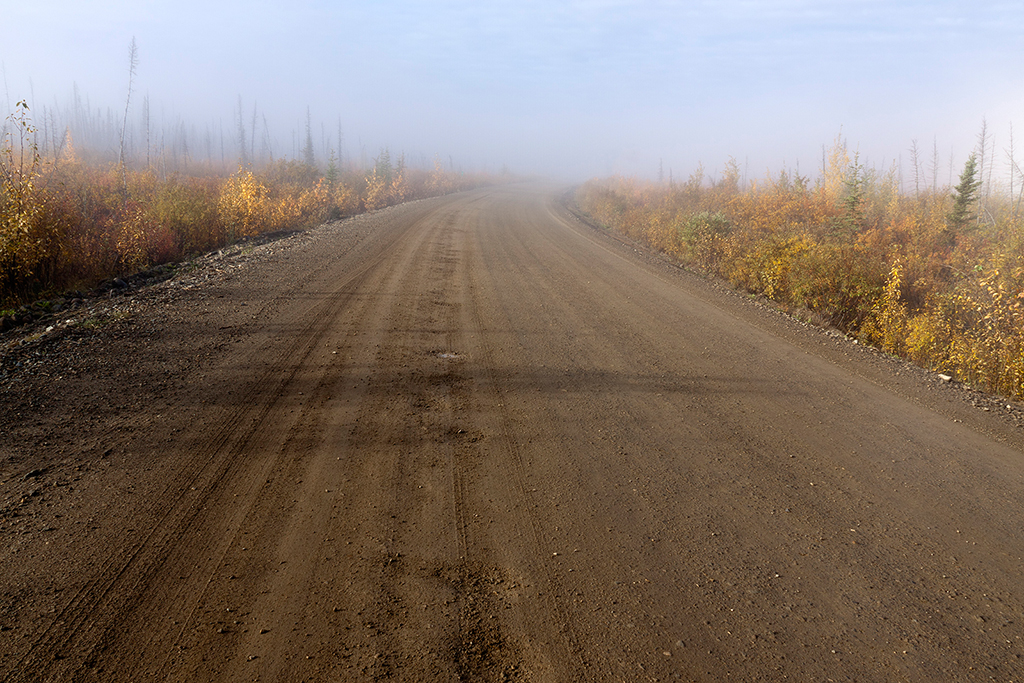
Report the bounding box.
[2,183,1024,682]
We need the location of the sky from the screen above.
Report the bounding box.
[2,0,1023,182]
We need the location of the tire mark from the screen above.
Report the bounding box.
[461,203,590,681]
[145,205,459,681]
[3,206,445,683]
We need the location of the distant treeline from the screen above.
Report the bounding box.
[7,73,396,174]
[576,137,1024,400]
[0,97,497,308]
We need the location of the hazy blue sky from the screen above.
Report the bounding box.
[3,0,1022,181]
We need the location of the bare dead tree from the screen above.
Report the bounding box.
[302,107,315,167]
[236,95,248,167]
[1007,122,1024,222]
[261,113,273,162]
[250,101,257,166]
[1013,156,1024,219]
[337,116,344,169]
[985,133,996,205]
[949,146,955,188]
[177,117,189,171]
[976,118,990,225]
[39,104,49,159]
[1009,123,1016,220]
[203,125,213,166]
[909,139,921,199]
[118,37,138,202]
[2,60,11,118]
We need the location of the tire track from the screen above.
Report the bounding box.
[2,205,444,683]
[460,198,590,681]
[142,204,459,682]
[181,202,481,681]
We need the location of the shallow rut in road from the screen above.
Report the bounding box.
[3,184,1024,681]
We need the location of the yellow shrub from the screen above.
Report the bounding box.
[297,178,331,223]
[332,182,359,218]
[390,172,410,203]
[905,307,950,369]
[218,168,270,238]
[115,204,149,273]
[862,259,908,354]
[364,169,389,211]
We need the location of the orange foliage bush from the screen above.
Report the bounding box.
[1,106,494,308]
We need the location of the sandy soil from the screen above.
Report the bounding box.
[2,183,1024,682]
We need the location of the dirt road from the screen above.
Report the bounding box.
[2,184,1024,681]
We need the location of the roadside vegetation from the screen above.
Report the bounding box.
[0,98,491,311]
[577,135,1024,400]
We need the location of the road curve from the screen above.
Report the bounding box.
[2,183,1024,681]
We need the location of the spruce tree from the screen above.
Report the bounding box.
[948,153,981,232]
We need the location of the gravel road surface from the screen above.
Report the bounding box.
[2,183,1024,681]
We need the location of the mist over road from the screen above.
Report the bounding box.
[3,184,1024,681]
